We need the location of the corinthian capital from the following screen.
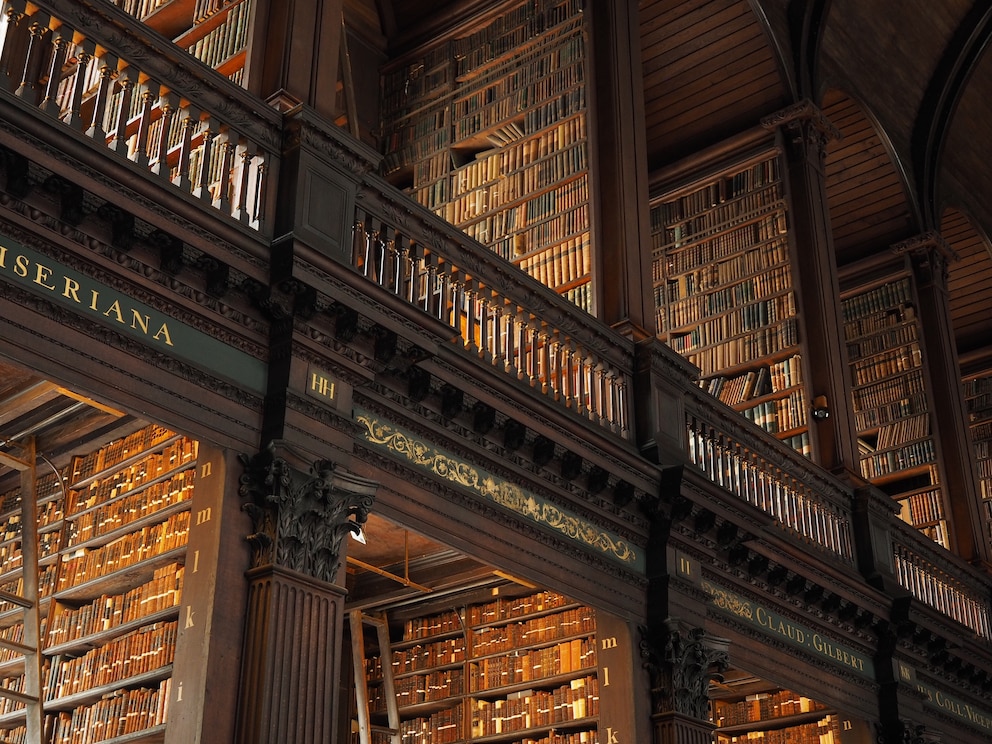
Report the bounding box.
[761,99,840,161]
[239,441,378,583]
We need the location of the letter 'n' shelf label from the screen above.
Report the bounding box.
[0,236,266,393]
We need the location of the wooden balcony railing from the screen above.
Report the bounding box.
[3,0,989,649]
[352,190,632,439]
[892,522,992,640]
[0,0,280,236]
[685,393,855,564]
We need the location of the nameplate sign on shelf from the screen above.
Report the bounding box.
[702,579,874,678]
[898,662,992,734]
[0,236,266,393]
[355,409,643,571]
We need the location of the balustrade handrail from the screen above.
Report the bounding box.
[684,385,855,563]
[349,158,634,440]
[2,0,281,235]
[889,515,992,640]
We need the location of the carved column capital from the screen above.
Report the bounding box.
[640,619,730,720]
[891,231,958,292]
[761,99,840,163]
[238,441,377,584]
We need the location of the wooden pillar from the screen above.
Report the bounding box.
[587,0,654,337]
[893,233,989,565]
[248,0,344,120]
[762,101,860,474]
[235,443,378,744]
[167,444,252,744]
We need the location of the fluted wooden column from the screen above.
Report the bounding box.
[235,442,378,744]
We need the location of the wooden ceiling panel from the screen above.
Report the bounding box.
[942,210,992,355]
[823,90,913,261]
[640,0,787,164]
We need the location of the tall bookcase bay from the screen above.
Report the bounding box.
[0,424,199,743]
[379,0,593,313]
[651,151,810,456]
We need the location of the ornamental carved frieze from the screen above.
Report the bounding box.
[238,442,378,584]
[640,620,730,720]
[875,721,937,744]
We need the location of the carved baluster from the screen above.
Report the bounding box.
[491,304,505,370]
[515,313,528,380]
[251,150,268,230]
[14,10,48,101]
[0,2,27,92]
[131,81,158,167]
[109,66,136,156]
[62,38,94,129]
[232,139,256,223]
[150,91,177,176]
[85,53,117,139]
[192,116,215,200]
[39,23,72,116]
[171,104,199,190]
[212,130,236,212]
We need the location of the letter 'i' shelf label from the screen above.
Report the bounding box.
[0,236,266,393]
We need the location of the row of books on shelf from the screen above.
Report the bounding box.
[47,564,184,648]
[392,638,467,675]
[67,471,194,547]
[517,235,589,289]
[561,282,591,313]
[47,621,176,700]
[450,172,587,230]
[963,373,992,398]
[851,372,926,416]
[49,679,170,744]
[403,610,463,642]
[654,218,789,281]
[740,389,806,435]
[0,566,59,610]
[850,346,922,388]
[658,241,790,302]
[657,158,782,226]
[71,427,175,485]
[471,607,594,653]
[470,638,595,691]
[899,487,945,527]
[680,319,799,378]
[859,439,935,480]
[56,511,190,590]
[184,0,252,69]
[713,690,825,726]
[451,0,585,79]
[446,150,586,224]
[471,676,598,737]
[450,115,586,195]
[841,278,913,323]
[0,471,62,513]
[660,187,786,251]
[715,715,842,743]
[461,204,589,266]
[110,0,170,22]
[70,436,196,513]
[381,49,454,119]
[669,309,798,356]
[854,392,927,432]
[660,283,795,336]
[701,356,803,407]
[468,592,573,627]
[844,319,919,360]
[0,529,61,574]
[874,413,930,451]
[373,669,465,711]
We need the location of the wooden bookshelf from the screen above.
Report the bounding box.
[379,0,593,313]
[0,425,195,743]
[712,687,844,742]
[651,152,810,456]
[963,371,992,545]
[841,274,949,547]
[356,590,599,744]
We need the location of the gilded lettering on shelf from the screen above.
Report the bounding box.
[357,412,639,567]
[915,679,992,732]
[0,243,174,346]
[702,579,873,678]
